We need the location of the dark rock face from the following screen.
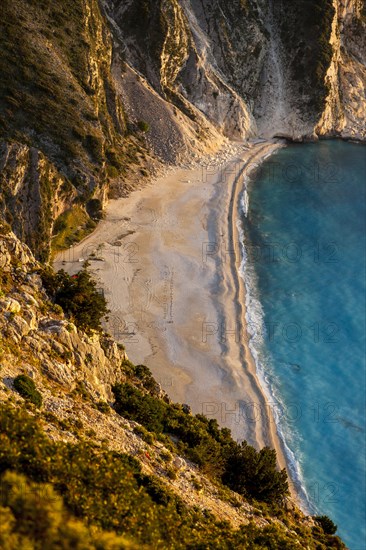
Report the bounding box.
[0,142,75,261]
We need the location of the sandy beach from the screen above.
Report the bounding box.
[55,140,288,469]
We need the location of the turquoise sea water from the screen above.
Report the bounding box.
[240,141,366,549]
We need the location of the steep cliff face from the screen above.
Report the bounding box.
[106,0,223,165]
[258,0,337,139]
[0,0,129,186]
[111,0,366,143]
[178,0,257,139]
[184,0,365,140]
[107,0,256,153]
[0,0,151,260]
[0,143,76,261]
[317,0,366,139]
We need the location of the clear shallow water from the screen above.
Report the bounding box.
[240,141,366,549]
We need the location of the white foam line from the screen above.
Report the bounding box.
[236,194,316,514]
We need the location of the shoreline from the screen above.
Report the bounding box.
[54,139,297,497]
[225,143,287,460]
[210,141,294,479]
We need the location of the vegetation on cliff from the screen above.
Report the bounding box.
[0,0,127,184]
[0,0,150,261]
[112,382,288,504]
[0,404,345,549]
[13,374,43,408]
[41,263,109,332]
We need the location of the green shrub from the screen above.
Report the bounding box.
[106,147,122,168]
[95,400,110,414]
[53,217,67,235]
[41,265,108,333]
[0,471,136,549]
[160,450,172,463]
[86,198,103,220]
[112,383,288,504]
[13,375,42,408]
[133,425,154,444]
[191,476,203,491]
[314,515,338,535]
[51,303,64,315]
[71,381,91,401]
[106,165,119,178]
[113,383,165,433]
[137,120,150,133]
[120,359,135,376]
[134,364,159,393]
[222,442,288,504]
[166,467,177,480]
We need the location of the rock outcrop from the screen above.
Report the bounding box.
[0,225,128,401]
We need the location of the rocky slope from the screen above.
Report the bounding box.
[1,0,365,260]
